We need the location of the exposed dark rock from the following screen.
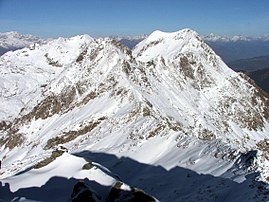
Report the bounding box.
[88,45,104,61]
[4,132,25,149]
[257,139,269,161]
[107,181,156,202]
[122,61,132,75]
[257,139,269,152]
[179,56,194,79]
[137,39,163,57]
[33,149,65,169]
[148,124,165,139]
[111,39,133,58]
[76,49,88,63]
[198,129,216,141]
[45,117,105,150]
[142,106,151,117]
[44,53,62,67]
[82,161,94,170]
[19,86,77,123]
[235,150,258,171]
[71,181,101,202]
[0,121,25,148]
[0,121,11,131]
[81,91,99,105]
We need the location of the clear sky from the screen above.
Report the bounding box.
[0,0,268,37]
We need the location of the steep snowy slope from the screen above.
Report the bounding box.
[1,29,269,201]
[0,34,97,121]
[133,28,269,149]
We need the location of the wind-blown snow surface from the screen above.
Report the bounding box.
[1,29,269,201]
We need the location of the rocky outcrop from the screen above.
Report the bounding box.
[107,181,156,202]
[71,181,102,202]
[33,147,67,169]
[70,181,156,202]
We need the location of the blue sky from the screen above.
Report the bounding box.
[0,0,268,37]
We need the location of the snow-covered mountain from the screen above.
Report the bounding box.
[1,29,269,201]
[0,31,46,56]
[118,33,269,62]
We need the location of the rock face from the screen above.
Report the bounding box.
[70,181,156,202]
[71,181,102,202]
[107,181,156,202]
[0,28,269,201]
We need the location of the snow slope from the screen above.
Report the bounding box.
[1,28,269,201]
[1,152,147,202]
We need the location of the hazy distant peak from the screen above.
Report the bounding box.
[112,34,148,41]
[0,31,46,56]
[203,33,269,42]
[47,34,95,46]
[0,31,42,41]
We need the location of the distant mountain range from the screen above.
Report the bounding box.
[203,33,269,42]
[0,31,47,56]
[2,31,269,63]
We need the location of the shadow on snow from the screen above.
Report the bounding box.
[0,151,267,202]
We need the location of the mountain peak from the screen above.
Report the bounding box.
[0,31,21,37]
[203,33,253,42]
[133,28,223,70]
[145,28,200,43]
